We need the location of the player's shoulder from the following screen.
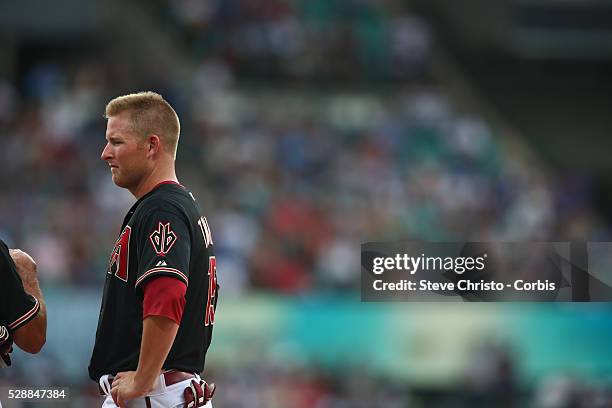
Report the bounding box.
[0,240,12,272]
[137,183,194,217]
[0,240,18,285]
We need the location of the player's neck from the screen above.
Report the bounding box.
[130,165,178,199]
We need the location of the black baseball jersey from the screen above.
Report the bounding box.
[0,240,40,331]
[88,182,218,381]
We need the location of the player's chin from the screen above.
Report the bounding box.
[111,173,126,188]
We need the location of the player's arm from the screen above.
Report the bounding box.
[111,277,186,406]
[9,249,46,354]
[137,315,179,387]
[111,316,179,407]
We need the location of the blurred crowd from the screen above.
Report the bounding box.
[0,34,607,295]
[0,59,575,292]
[152,0,432,81]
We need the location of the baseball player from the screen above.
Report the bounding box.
[0,244,46,408]
[88,92,219,408]
[0,243,47,408]
[0,241,47,364]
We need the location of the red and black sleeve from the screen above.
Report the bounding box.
[134,209,191,293]
[0,241,39,332]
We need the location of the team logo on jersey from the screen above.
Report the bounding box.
[109,226,131,282]
[149,222,178,256]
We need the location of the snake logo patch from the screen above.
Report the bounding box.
[149,222,178,256]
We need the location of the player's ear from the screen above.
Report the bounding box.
[147,134,161,156]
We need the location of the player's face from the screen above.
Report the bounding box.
[101,112,150,191]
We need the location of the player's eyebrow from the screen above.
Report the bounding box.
[106,134,123,142]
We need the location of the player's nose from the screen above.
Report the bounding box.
[101,143,112,161]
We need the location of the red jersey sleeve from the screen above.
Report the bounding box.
[142,276,187,325]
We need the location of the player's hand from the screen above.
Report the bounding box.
[110,371,156,408]
[9,249,38,285]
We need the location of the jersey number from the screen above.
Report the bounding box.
[109,226,131,282]
[205,256,217,326]
[198,217,213,248]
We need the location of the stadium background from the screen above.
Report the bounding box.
[1,0,612,406]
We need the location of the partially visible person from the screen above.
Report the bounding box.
[0,241,47,368]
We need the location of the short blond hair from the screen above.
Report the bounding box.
[105,91,180,158]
